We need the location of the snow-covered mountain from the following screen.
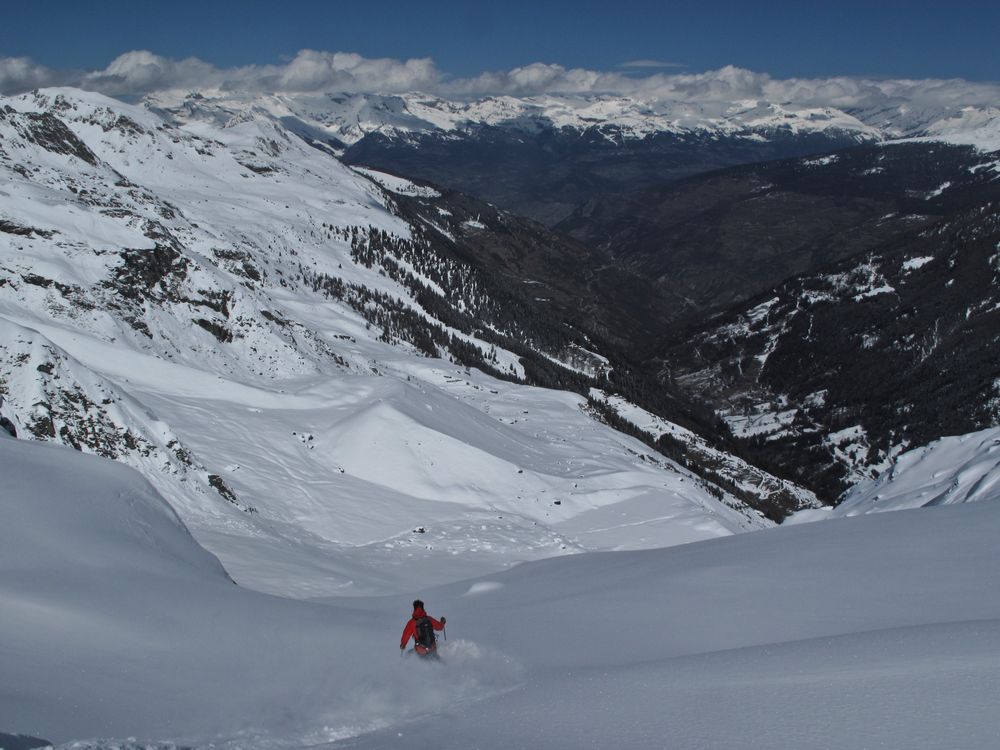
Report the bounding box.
[1,87,801,598]
[794,425,1000,519]
[140,88,1000,227]
[658,196,1000,499]
[143,88,998,149]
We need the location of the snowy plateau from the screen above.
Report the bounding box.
[1,87,999,749]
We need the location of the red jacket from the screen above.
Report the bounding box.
[400,607,445,652]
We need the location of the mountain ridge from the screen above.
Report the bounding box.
[143,88,999,148]
[2,87,801,598]
[657,199,1000,499]
[144,87,1000,226]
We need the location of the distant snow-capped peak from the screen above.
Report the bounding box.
[140,88,1000,150]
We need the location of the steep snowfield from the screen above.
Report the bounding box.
[4,432,999,749]
[793,426,1000,520]
[359,501,1000,750]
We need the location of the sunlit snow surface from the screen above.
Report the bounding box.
[3,433,999,749]
[127,350,757,598]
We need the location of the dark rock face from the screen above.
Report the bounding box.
[0,220,56,238]
[0,416,16,438]
[111,244,188,293]
[0,107,100,166]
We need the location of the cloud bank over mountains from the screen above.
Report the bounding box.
[2,49,998,116]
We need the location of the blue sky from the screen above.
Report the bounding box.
[2,0,998,82]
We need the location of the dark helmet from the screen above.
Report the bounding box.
[412,599,424,610]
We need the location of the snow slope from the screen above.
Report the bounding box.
[353,500,1000,749]
[794,426,1000,520]
[916,106,1000,153]
[0,434,521,744]
[3,432,999,749]
[0,87,767,599]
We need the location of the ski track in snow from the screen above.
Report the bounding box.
[195,640,525,750]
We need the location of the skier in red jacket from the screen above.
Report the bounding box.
[400,599,446,657]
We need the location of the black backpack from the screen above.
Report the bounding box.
[414,616,436,649]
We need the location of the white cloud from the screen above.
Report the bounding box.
[271,50,439,93]
[0,57,72,94]
[75,49,442,97]
[1,50,998,123]
[81,50,221,96]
